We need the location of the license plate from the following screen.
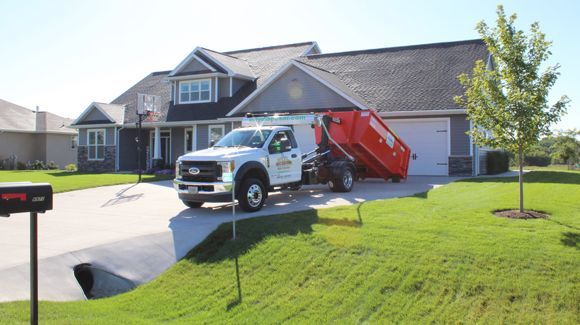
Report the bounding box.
[188,186,198,194]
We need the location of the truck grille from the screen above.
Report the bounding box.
[180,161,222,182]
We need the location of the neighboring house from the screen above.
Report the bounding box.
[71,40,490,176]
[0,99,77,169]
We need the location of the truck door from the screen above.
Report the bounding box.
[266,130,302,185]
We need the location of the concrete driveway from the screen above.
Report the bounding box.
[0,176,458,301]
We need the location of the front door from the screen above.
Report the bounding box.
[150,131,171,168]
[266,130,302,185]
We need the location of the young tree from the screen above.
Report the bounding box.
[455,5,569,213]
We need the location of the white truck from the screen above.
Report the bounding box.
[173,112,410,212]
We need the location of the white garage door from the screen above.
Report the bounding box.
[292,124,318,153]
[385,119,449,176]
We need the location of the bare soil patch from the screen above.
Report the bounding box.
[494,209,549,219]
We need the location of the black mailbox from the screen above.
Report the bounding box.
[0,183,53,216]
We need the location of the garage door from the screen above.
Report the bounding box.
[292,124,318,153]
[385,119,449,176]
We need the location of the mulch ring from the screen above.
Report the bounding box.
[494,209,550,220]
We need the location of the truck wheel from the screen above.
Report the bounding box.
[237,178,266,212]
[391,176,401,183]
[329,165,354,192]
[182,201,203,208]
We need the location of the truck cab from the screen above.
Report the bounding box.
[174,126,305,212]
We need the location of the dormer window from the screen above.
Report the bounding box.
[179,79,211,104]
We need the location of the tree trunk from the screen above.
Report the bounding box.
[518,146,524,213]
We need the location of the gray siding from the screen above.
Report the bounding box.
[171,127,185,162]
[0,132,40,163]
[218,77,230,98]
[240,65,354,113]
[450,115,470,156]
[83,108,110,122]
[232,78,246,95]
[118,128,149,171]
[45,133,77,168]
[196,124,209,150]
[181,58,209,74]
[78,127,116,146]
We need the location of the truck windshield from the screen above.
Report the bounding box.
[214,129,273,148]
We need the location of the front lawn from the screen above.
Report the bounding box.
[0,170,173,193]
[0,171,578,323]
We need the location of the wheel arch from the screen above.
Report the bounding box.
[234,161,270,192]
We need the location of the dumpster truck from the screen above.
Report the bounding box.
[174,110,410,212]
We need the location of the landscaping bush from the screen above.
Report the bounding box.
[64,164,77,172]
[486,150,509,174]
[524,152,551,166]
[17,162,27,170]
[46,161,59,170]
[26,160,47,170]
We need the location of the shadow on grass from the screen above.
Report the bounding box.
[457,171,580,185]
[561,232,579,250]
[186,209,361,264]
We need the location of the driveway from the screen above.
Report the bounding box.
[0,176,459,301]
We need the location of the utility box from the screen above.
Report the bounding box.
[0,183,53,216]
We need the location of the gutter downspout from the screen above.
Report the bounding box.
[116,126,125,172]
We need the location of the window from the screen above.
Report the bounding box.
[268,130,297,154]
[179,79,211,104]
[184,128,195,152]
[208,125,225,146]
[87,129,105,160]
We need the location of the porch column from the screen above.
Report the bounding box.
[153,127,161,159]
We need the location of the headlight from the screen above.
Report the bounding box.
[175,161,182,176]
[218,161,235,182]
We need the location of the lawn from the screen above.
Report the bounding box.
[518,164,579,172]
[0,170,173,193]
[0,171,578,323]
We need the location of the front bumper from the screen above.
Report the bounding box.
[173,179,233,203]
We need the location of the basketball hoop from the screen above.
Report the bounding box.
[135,93,161,183]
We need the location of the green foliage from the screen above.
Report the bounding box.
[486,150,510,173]
[64,163,77,172]
[0,171,578,323]
[46,161,59,170]
[524,152,551,166]
[455,5,569,154]
[16,162,26,170]
[551,129,580,165]
[25,160,47,170]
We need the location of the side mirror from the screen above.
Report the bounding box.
[209,140,215,147]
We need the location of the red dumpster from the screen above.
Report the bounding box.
[315,110,411,181]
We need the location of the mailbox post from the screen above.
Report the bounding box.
[0,183,53,325]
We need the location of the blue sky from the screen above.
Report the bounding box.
[0,0,578,130]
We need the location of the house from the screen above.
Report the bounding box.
[71,40,490,176]
[0,99,77,169]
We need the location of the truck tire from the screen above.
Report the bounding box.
[391,176,401,183]
[182,201,203,208]
[329,163,354,193]
[237,178,266,212]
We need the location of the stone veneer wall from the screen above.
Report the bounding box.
[448,155,473,176]
[78,146,116,172]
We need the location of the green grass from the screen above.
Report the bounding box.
[0,170,172,193]
[0,171,578,323]
[516,164,579,172]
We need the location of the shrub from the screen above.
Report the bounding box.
[26,160,47,170]
[65,164,77,172]
[17,162,27,170]
[47,161,59,170]
[524,153,551,166]
[486,151,510,174]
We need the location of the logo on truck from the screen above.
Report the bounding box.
[188,167,200,175]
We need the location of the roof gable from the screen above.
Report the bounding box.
[72,102,124,126]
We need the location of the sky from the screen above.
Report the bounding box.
[0,0,578,131]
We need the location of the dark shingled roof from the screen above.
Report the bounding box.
[111,42,315,124]
[296,39,488,113]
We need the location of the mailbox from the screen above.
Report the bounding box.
[0,183,53,216]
